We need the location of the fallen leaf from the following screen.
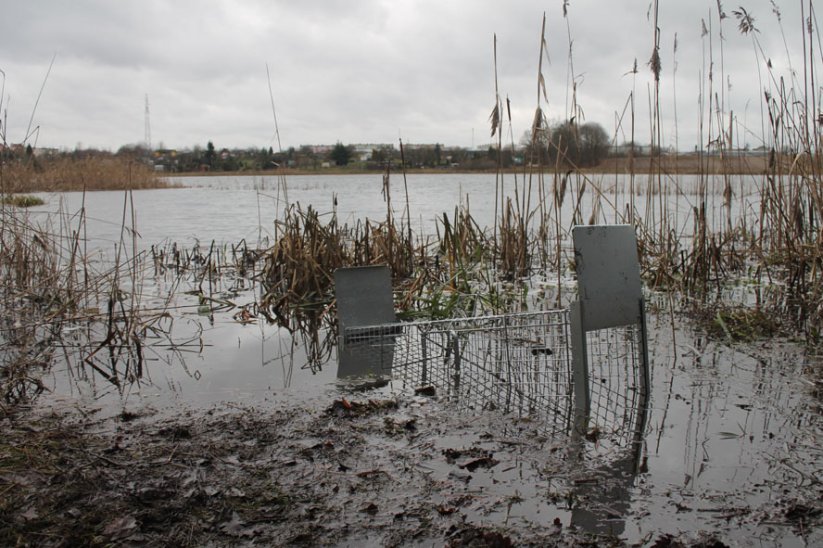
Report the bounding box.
[436,504,457,515]
[459,456,499,472]
[221,512,252,537]
[360,502,378,514]
[414,385,436,397]
[103,515,138,538]
[20,507,39,521]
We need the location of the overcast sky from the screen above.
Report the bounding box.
[0,1,812,152]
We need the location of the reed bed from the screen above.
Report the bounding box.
[2,156,168,192]
[484,1,823,344]
[0,194,189,408]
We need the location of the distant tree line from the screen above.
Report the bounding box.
[3,119,627,174]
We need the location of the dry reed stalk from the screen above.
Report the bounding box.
[491,33,503,249]
[259,201,418,326]
[0,173,225,405]
[498,199,531,280]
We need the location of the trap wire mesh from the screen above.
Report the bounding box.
[343,310,648,442]
[345,310,575,436]
[582,322,648,451]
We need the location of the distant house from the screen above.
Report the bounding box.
[33,147,59,158]
[351,143,394,162]
[310,145,333,155]
[611,143,659,157]
[353,145,373,162]
[0,143,26,155]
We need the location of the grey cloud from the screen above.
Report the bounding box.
[0,0,811,151]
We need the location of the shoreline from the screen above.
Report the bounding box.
[165,154,778,179]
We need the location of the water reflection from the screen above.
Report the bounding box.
[334,265,396,381]
[39,263,344,410]
[620,320,819,544]
[569,392,649,536]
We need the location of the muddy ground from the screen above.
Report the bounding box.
[2,385,815,547]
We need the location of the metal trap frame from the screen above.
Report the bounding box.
[335,225,650,442]
[344,309,575,436]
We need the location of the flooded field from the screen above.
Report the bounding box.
[4,173,822,546]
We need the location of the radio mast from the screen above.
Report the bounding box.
[144,94,152,152]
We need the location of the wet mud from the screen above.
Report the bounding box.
[2,396,593,547]
[2,311,821,546]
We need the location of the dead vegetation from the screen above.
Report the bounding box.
[251,1,823,347]
[2,155,168,192]
[0,195,184,408]
[691,303,783,343]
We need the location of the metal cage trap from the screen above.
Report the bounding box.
[335,225,650,442]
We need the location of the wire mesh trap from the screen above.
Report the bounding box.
[344,309,575,436]
[335,225,651,444]
[341,313,648,446]
[580,322,648,448]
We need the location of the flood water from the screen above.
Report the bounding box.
[24,173,823,545]
[24,171,764,253]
